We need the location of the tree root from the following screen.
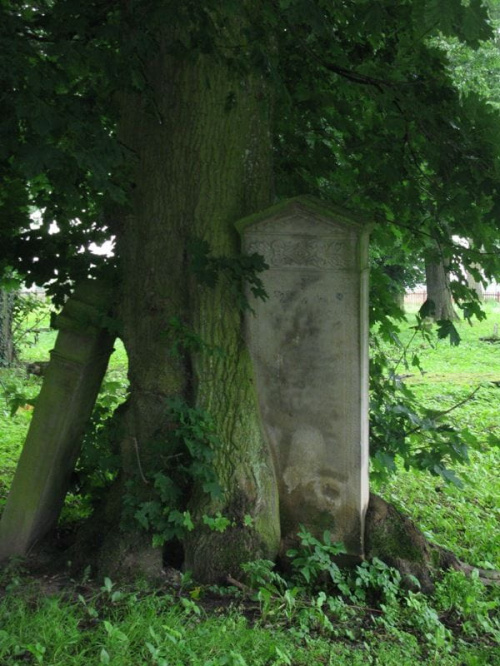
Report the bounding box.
[452,560,500,586]
[365,493,500,592]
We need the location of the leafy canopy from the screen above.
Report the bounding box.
[1,0,499,311]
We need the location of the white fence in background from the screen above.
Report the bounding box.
[404,291,500,305]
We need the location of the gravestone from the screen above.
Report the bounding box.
[0,281,115,562]
[237,197,370,555]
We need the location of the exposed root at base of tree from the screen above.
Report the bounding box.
[452,561,500,586]
[6,491,498,594]
[365,493,499,592]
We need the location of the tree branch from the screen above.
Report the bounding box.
[404,385,483,438]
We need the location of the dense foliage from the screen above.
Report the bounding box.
[1,0,499,294]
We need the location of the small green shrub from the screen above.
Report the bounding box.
[121,397,224,546]
[71,377,128,500]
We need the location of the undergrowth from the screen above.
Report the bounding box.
[0,530,498,665]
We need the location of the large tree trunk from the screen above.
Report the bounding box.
[466,240,485,301]
[83,27,280,581]
[424,253,459,321]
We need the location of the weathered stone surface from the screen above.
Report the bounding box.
[0,281,116,562]
[237,197,370,555]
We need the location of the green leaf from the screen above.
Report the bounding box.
[419,300,436,319]
[437,319,461,346]
[100,648,110,665]
[436,466,463,487]
[487,433,500,448]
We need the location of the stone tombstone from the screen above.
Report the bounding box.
[236,197,370,555]
[0,281,116,562]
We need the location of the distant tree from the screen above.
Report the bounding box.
[0,289,15,366]
[467,270,485,301]
[424,250,459,321]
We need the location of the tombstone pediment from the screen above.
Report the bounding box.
[237,197,369,272]
[235,196,367,235]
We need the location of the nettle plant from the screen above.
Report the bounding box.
[239,529,493,650]
[239,529,412,640]
[286,528,407,607]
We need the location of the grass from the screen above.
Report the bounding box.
[0,323,128,509]
[0,299,499,664]
[0,582,435,665]
[0,550,498,664]
[373,302,500,569]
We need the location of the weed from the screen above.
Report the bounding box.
[287,527,347,591]
[121,397,225,546]
[435,569,500,640]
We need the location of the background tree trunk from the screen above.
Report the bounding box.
[384,264,406,312]
[424,254,459,321]
[0,289,15,367]
[466,240,485,301]
[86,29,280,581]
[466,271,485,301]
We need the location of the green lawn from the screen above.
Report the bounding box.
[373,301,500,569]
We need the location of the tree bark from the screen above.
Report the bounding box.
[424,253,459,321]
[466,271,484,301]
[85,27,280,581]
[466,240,485,301]
[0,289,15,366]
[384,264,406,312]
[364,494,500,591]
